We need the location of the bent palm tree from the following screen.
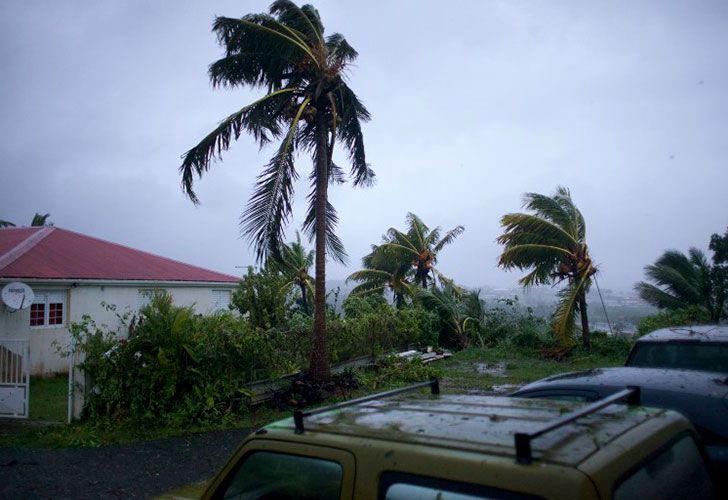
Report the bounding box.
[635,248,724,322]
[347,244,413,308]
[497,187,596,348]
[179,1,372,381]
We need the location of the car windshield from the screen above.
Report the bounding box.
[627,342,728,372]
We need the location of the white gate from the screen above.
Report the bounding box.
[0,339,29,418]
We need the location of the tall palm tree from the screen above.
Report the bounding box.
[269,232,314,314]
[497,187,596,348]
[635,248,724,322]
[179,1,372,381]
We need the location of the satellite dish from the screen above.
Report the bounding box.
[2,282,34,311]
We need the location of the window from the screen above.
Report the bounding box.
[627,342,728,372]
[212,289,232,311]
[30,290,66,328]
[614,434,714,500]
[380,472,541,500]
[218,451,342,499]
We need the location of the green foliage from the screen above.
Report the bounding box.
[575,330,632,358]
[72,293,298,426]
[231,265,294,329]
[636,306,711,336]
[70,287,436,426]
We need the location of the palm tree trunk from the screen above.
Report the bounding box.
[578,292,591,350]
[309,109,331,382]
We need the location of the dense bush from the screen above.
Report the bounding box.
[475,298,551,348]
[71,294,299,425]
[71,291,432,425]
[636,305,711,336]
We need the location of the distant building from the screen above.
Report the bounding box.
[0,226,239,375]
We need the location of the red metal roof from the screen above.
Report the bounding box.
[0,227,240,283]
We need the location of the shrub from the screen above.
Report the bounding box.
[636,306,711,336]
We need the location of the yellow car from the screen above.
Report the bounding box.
[163,380,715,499]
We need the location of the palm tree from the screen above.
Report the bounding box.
[269,232,314,314]
[635,248,724,322]
[347,244,413,308]
[30,213,51,226]
[347,213,465,291]
[497,187,596,348]
[178,1,372,381]
[0,212,52,227]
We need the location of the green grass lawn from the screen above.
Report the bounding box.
[440,346,625,393]
[3,347,625,448]
[29,375,68,422]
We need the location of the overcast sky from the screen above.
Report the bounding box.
[1,0,726,292]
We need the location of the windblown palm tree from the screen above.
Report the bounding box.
[179,1,372,381]
[347,244,413,308]
[347,213,464,308]
[635,248,724,322]
[497,187,596,348]
[269,232,314,314]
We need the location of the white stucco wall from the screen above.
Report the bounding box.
[0,280,238,375]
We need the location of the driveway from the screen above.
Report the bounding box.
[0,428,251,499]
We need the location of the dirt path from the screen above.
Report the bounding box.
[0,428,251,499]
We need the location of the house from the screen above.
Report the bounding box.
[0,226,240,375]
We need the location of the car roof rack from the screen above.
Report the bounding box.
[514,386,641,464]
[293,377,440,434]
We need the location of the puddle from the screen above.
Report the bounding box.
[491,384,520,393]
[474,362,507,377]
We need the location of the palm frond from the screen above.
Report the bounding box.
[498,213,577,248]
[635,281,693,310]
[301,191,347,264]
[333,82,372,186]
[433,225,465,253]
[240,97,310,261]
[269,0,324,47]
[179,89,295,202]
[498,244,572,271]
[326,33,358,65]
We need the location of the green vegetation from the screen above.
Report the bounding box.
[178,0,373,383]
[497,187,597,349]
[0,212,52,227]
[636,228,727,323]
[29,375,67,422]
[348,213,465,302]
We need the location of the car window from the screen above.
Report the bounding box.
[380,472,541,500]
[613,434,714,500]
[628,343,728,372]
[217,451,343,499]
